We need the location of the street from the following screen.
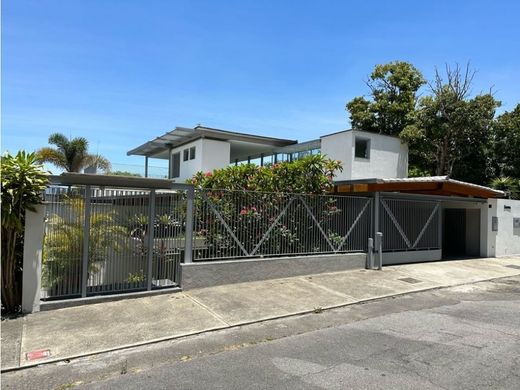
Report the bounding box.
[3,275,520,389]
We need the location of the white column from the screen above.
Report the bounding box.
[22,204,45,313]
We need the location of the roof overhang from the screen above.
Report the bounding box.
[333,176,504,199]
[127,126,297,159]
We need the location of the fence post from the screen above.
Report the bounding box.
[22,205,45,313]
[374,192,380,240]
[376,232,383,270]
[184,187,194,264]
[367,238,374,269]
[147,189,156,291]
[81,186,91,298]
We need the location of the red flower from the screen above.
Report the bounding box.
[240,208,248,215]
[205,172,213,177]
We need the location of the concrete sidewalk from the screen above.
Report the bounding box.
[2,257,520,371]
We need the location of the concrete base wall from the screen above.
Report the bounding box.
[181,253,366,290]
[382,250,442,265]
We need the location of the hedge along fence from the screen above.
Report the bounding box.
[1,151,48,313]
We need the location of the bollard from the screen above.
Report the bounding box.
[376,232,383,270]
[367,238,374,269]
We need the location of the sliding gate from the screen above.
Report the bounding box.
[378,195,442,264]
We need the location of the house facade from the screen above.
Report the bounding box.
[128,125,408,181]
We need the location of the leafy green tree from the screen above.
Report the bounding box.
[491,104,520,180]
[36,133,111,173]
[1,151,48,313]
[346,61,425,136]
[401,64,500,184]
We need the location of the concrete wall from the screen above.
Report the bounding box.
[181,253,366,289]
[382,250,442,265]
[320,130,408,181]
[171,138,230,182]
[489,199,520,257]
[320,131,353,181]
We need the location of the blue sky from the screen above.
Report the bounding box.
[2,0,520,169]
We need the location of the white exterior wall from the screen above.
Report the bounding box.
[350,130,408,179]
[320,131,353,181]
[488,199,520,257]
[200,139,231,173]
[171,138,230,182]
[320,130,408,181]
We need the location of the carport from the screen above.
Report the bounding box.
[333,176,505,264]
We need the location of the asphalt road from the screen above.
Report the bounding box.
[3,276,520,390]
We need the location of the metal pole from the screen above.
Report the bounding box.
[184,187,194,264]
[367,238,374,269]
[168,147,173,179]
[374,192,380,241]
[144,156,149,178]
[146,190,156,290]
[376,232,383,270]
[81,185,91,298]
[260,153,264,167]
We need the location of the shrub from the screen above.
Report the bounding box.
[189,154,342,194]
[1,151,48,313]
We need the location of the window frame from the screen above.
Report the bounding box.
[354,137,370,160]
[189,146,196,160]
[183,149,189,162]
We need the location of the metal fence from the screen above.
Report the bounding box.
[193,190,372,261]
[379,197,441,252]
[41,176,191,300]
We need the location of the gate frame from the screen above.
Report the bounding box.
[22,173,194,313]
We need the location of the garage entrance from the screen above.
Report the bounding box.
[443,208,481,258]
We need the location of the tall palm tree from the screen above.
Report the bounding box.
[36,133,111,173]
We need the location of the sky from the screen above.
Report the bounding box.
[2,0,520,170]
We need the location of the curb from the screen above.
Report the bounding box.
[2,273,517,373]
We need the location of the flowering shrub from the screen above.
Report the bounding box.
[189,155,342,194]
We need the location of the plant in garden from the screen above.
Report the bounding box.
[1,151,48,313]
[188,157,349,260]
[189,154,342,194]
[43,197,128,290]
[490,177,519,200]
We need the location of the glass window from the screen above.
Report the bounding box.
[183,149,189,161]
[189,146,196,160]
[355,138,370,159]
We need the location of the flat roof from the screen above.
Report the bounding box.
[334,176,504,199]
[128,125,297,158]
[320,128,402,140]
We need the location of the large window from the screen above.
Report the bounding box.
[355,137,370,159]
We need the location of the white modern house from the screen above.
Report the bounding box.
[127,125,407,181]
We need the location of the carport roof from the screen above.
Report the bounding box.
[333,176,504,199]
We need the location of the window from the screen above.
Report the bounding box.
[171,152,180,178]
[183,149,189,161]
[355,138,370,159]
[189,146,196,160]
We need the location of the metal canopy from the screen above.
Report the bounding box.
[127,125,297,158]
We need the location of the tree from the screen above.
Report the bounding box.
[346,61,425,136]
[1,151,48,313]
[401,64,501,184]
[491,103,520,180]
[36,133,111,173]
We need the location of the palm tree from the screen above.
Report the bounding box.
[36,133,111,173]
